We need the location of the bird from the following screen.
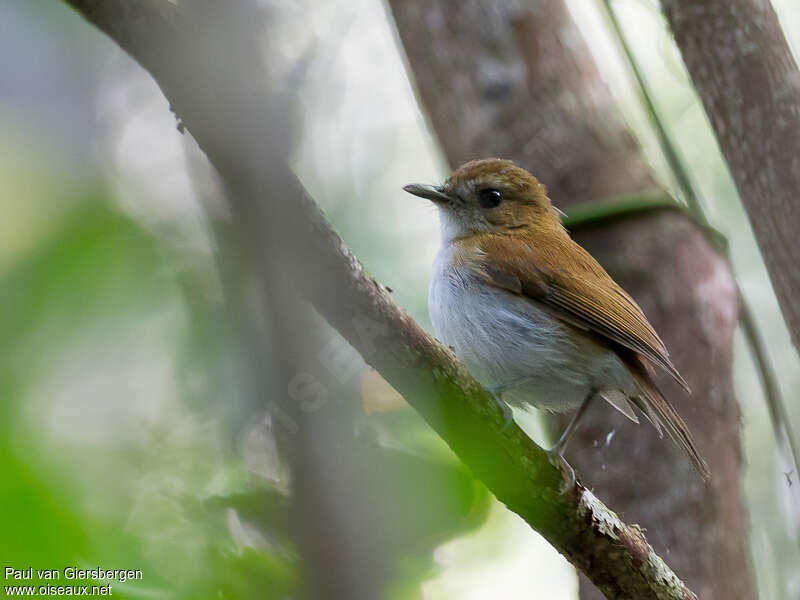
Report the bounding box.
[403,158,709,482]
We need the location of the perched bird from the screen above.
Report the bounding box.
[404,158,709,481]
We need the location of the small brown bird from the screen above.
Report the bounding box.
[404,158,709,481]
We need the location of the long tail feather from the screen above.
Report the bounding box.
[632,373,710,480]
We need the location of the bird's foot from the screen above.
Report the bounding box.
[544,446,577,492]
[483,386,514,431]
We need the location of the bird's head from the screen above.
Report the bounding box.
[403,158,562,242]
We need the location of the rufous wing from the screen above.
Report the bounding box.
[466,231,709,478]
[471,231,689,392]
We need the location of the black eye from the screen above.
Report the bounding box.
[478,188,502,209]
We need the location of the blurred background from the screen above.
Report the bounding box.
[1,0,799,598]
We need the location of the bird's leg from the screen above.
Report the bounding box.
[483,384,517,431]
[549,393,593,456]
[485,376,539,429]
[545,392,594,490]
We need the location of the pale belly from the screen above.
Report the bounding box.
[428,257,636,413]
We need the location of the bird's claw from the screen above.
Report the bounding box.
[484,387,514,431]
[545,447,577,492]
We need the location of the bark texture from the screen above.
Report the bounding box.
[63,0,700,597]
[661,0,800,349]
[387,1,753,598]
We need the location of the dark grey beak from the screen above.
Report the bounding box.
[402,183,453,204]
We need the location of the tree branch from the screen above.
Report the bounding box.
[63,0,697,597]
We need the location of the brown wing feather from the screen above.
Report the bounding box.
[465,230,706,477]
[470,231,689,392]
[462,230,709,479]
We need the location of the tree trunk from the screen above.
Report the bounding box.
[661,0,800,350]
[387,1,753,598]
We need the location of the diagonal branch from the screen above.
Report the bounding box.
[63,0,697,597]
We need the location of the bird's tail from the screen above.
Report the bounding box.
[630,371,710,480]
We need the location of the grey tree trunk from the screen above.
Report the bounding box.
[661,0,800,350]
[387,0,754,598]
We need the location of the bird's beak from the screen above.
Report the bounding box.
[402,183,453,204]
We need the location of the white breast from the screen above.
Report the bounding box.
[428,244,635,412]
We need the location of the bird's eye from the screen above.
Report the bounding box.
[478,188,502,209]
